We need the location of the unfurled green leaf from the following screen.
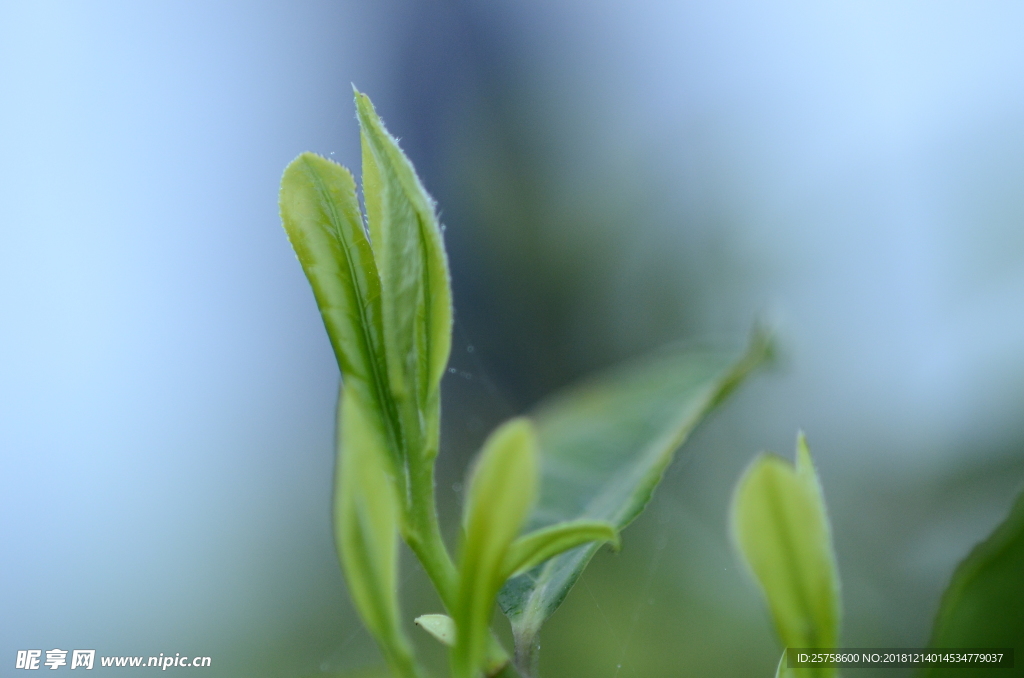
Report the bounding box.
[503,521,619,580]
[279,152,404,484]
[498,330,773,667]
[335,388,421,678]
[355,90,452,415]
[731,433,840,678]
[918,487,1024,678]
[454,418,538,678]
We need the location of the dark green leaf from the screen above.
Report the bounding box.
[498,329,773,664]
[918,487,1024,678]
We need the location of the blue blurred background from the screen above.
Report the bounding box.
[3,1,1024,676]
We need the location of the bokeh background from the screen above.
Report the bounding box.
[3,1,1024,676]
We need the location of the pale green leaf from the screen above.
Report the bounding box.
[279,152,382,392]
[498,329,773,664]
[414,614,456,646]
[354,90,452,412]
[279,152,404,490]
[731,433,840,678]
[502,521,619,580]
[454,418,538,678]
[336,388,421,678]
[918,487,1024,678]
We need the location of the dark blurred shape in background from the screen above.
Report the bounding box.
[3,1,1024,676]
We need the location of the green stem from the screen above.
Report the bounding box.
[405,458,459,607]
[401,394,514,678]
[398,390,458,607]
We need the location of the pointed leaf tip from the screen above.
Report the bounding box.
[796,431,812,472]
